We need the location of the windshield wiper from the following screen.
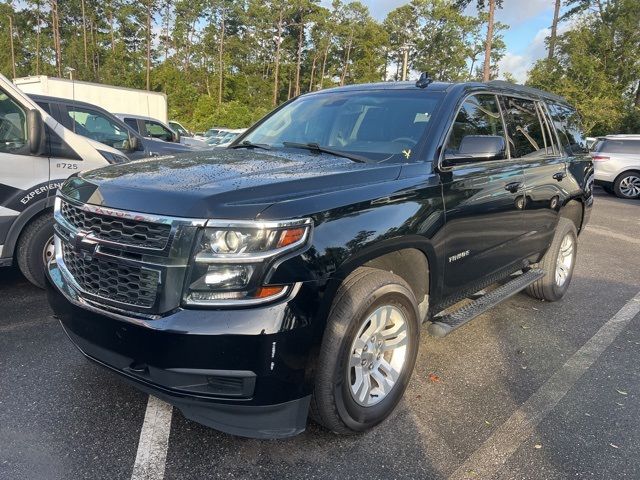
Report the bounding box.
[230,140,272,151]
[282,141,367,163]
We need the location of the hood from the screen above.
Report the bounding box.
[63,149,402,219]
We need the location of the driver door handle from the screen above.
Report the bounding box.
[504,181,522,193]
[553,171,566,181]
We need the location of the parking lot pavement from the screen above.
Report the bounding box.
[1,188,638,480]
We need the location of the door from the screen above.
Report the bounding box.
[500,96,570,259]
[440,93,527,297]
[0,85,49,257]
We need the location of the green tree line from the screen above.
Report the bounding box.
[0,0,637,135]
[528,0,640,135]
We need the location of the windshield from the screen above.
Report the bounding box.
[242,90,443,163]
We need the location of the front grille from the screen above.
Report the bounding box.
[61,201,171,250]
[62,242,160,308]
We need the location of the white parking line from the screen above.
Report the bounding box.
[131,396,174,480]
[448,290,640,480]
[0,318,56,333]
[586,225,640,245]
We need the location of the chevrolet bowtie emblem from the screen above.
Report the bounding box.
[72,231,98,255]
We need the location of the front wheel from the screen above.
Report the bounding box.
[310,267,420,434]
[525,218,577,302]
[16,213,55,289]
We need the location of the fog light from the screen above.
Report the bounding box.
[205,265,253,289]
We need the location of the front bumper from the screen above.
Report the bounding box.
[47,261,317,439]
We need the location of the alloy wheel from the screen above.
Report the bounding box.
[619,175,640,198]
[555,234,574,287]
[348,305,408,407]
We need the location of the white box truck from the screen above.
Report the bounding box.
[13,76,168,123]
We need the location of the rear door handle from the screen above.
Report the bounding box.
[553,172,566,181]
[504,181,522,193]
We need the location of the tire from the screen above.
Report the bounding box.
[310,267,420,434]
[613,171,640,199]
[16,213,55,289]
[601,185,615,195]
[525,218,577,302]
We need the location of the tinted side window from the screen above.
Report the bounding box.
[35,101,53,115]
[500,96,549,158]
[66,106,130,150]
[145,120,173,142]
[0,91,27,153]
[444,94,506,161]
[595,139,640,154]
[124,118,139,132]
[547,103,587,155]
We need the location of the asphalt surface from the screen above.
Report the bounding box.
[1,188,639,480]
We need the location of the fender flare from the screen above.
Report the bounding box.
[316,235,441,328]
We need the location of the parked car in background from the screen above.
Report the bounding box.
[0,73,128,288]
[29,95,196,159]
[592,134,640,199]
[195,127,227,141]
[211,129,246,148]
[116,113,208,149]
[47,78,593,439]
[168,120,192,137]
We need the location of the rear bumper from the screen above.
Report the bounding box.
[47,261,318,439]
[594,179,613,188]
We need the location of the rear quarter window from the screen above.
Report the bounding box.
[547,103,587,155]
[596,139,640,154]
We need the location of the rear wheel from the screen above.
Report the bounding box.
[525,218,577,302]
[613,171,640,199]
[310,267,420,434]
[16,213,55,289]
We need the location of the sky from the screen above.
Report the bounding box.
[320,0,564,82]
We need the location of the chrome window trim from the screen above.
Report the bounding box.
[437,92,511,172]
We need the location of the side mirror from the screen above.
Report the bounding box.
[27,109,44,155]
[446,135,506,163]
[171,131,180,143]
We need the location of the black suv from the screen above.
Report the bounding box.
[46,79,594,439]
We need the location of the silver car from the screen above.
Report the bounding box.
[592,135,640,199]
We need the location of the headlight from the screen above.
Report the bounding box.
[98,149,128,164]
[183,219,312,306]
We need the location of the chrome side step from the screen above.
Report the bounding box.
[427,269,545,337]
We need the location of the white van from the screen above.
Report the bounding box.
[0,74,128,287]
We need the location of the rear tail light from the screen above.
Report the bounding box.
[591,155,610,161]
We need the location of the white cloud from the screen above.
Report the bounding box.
[497,27,547,82]
[498,21,573,82]
[495,0,553,26]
